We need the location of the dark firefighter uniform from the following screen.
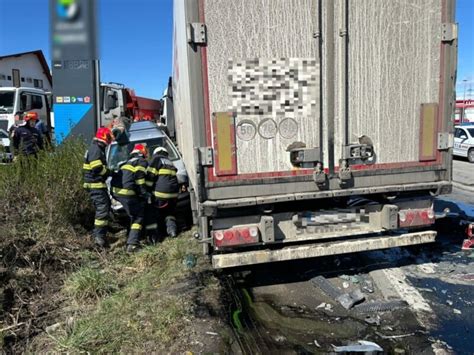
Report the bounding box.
[111,151,149,248]
[12,124,43,156]
[146,149,179,240]
[83,138,111,246]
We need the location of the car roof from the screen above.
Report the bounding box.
[109,121,166,145]
[129,121,165,135]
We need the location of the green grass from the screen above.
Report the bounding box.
[63,267,118,301]
[0,139,93,240]
[54,234,203,353]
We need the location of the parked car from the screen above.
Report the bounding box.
[106,121,192,229]
[0,129,13,163]
[454,124,474,163]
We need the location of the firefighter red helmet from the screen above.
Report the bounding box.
[24,112,39,122]
[95,127,113,145]
[131,143,148,157]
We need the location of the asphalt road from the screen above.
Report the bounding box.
[453,158,474,191]
[228,161,474,354]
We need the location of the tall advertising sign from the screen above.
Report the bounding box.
[50,0,99,143]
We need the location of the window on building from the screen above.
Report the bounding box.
[26,78,32,83]
[0,74,5,80]
[21,77,25,82]
[33,79,44,89]
[7,76,11,81]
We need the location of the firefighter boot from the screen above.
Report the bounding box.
[94,235,106,248]
[165,216,178,238]
[126,244,142,253]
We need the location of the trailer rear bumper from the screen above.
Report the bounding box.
[211,231,436,269]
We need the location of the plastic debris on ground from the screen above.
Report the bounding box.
[333,340,383,353]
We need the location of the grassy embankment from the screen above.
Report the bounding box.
[0,141,229,353]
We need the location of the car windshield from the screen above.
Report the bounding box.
[108,137,179,170]
[0,92,15,114]
[468,128,474,137]
[0,129,8,139]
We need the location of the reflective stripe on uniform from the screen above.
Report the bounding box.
[121,164,136,172]
[112,187,136,196]
[135,165,146,172]
[99,166,108,176]
[94,219,108,226]
[90,159,103,168]
[83,163,92,170]
[131,223,142,230]
[145,223,158,230]
[147,167,159,175]
[84,182,107,189]
[153,191,178,199]
[135,178,146,185]
[158,169,176,176]
[145,181,153,187]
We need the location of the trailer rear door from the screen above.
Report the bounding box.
[199,0,453,186]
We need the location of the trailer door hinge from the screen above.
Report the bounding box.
[199,147,214,167]
[441,23,458,42]
[438,132,453,150]
[187,23,207,45]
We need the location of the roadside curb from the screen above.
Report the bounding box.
[452,181,474,193]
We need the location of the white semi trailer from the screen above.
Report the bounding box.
[171,0,457,268]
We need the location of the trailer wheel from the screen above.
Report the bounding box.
[468,148,474,163]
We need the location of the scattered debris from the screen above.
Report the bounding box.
[314,340,321,348]
[333,340,383,353]
[45,323,62,334]
[337,289,365,310]
[375,331,414,340]
[273,335,286,342]
[350,275,361,284]
[342,281,350,289]
[446,300,453,306]
[183,255,197,268]
[205,331,218,336]
[453,309,462,315]
[354,300,408,313]
[315,302,333,312]
[311,276,342,300]
[362,280,375,294]
[364,315,381,326]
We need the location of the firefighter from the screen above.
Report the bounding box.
[111,143,151,253]
[12,111,43,157]
[83,127,113,247]
[146,146,179,242]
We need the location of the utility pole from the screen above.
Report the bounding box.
[463,79,468,102]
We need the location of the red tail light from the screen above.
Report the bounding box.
[398,208,435,228]
[212,225,260,248]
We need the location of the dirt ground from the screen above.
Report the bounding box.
[0,229,88,352]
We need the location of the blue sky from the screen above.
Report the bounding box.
[0,0,173,99]
[0,0,472,99]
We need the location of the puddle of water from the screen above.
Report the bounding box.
[408,276,474,354]
[227,281,434,354]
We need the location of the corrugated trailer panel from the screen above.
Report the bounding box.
[199,0,450,186]
[204,0,321,174]
[343,0,442,164]
[174,0,455,201]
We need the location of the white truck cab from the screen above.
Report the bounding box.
[0,87,52,132]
